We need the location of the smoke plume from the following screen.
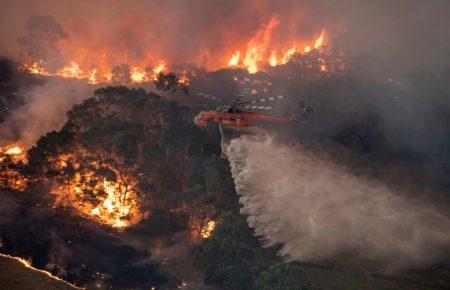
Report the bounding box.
[0,0,449,72]
[17,15,68,69]
[0,78,92,148]
[227,135,450,271]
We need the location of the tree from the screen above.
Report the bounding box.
[256,263,312,290]
[194,213,278,290]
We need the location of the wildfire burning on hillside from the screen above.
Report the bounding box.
[0,144,146,228]
[52,152,146,228]
[17,14,332,84]
[0,145,27,191]
[0,144,26,161]
[228,16,327,73]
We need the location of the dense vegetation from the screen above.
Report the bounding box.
[0,85,293,289]
[0,54,449,289]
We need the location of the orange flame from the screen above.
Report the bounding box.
[228,51,241,66]
[53,153,145,228]
[227,16,328,73]
[130,67,146,83]
[242,16,279,73]
[200,220,216,239]
[0,144,26,161]
[20,17,330,81]
[269,50,278,67]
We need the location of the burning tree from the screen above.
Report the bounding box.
[19,86,225,232]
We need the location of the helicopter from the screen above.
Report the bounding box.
[194,97,296,137]
[193,93,310,157]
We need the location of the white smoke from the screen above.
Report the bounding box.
[227,135,450,271]
[0,78,93,148]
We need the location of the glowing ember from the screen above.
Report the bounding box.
[0,253,83,289]
[200,220,216,239]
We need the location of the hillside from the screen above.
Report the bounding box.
[0,254,78,290]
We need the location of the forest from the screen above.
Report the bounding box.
[0,50,449,289]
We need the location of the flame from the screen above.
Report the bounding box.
[53,153,144,228]
[314,30,325,49]
[280,45,297,65]
[0,253,83,289]
[3,146,23,156]
[226,16,328,73]
[20,17,331,80]
[130,67,146,83]
[89,180,139,228]
[178,74,190,85]
[242,16,279,74]
[153,62,166,75]
[228,51,240,66]
[200,220,216,239]
[0,144,27,191]
[58,62,84,78]
[269,51,278,67]
[0,144,26,161]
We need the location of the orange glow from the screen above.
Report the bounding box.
[269,50,278,66]
[4,146,23,156]
[0,144,26,161]
[58,62,84,78]
[53,153,145,228]
[280,45,297,65]
[88,69,98,84]
[200,220,216,238]
[0,144,27,191]
[20,16,331,80]
[314,30,326,49]
[242,16,279,73]
[153,62,166,74]
[228,51,240,66]
[130,66,146,83]
[226,16,328,73]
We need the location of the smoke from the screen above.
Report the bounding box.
[0,192,19,226]
[0,78,93,148]
[17,15,68,69]
[227,135,450,271]
[0,0,448,72]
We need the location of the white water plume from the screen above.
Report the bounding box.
[227,135,450,270]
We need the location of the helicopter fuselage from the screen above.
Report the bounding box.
[194,109,294,128]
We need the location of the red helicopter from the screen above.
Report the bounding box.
[194,98,296,136]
